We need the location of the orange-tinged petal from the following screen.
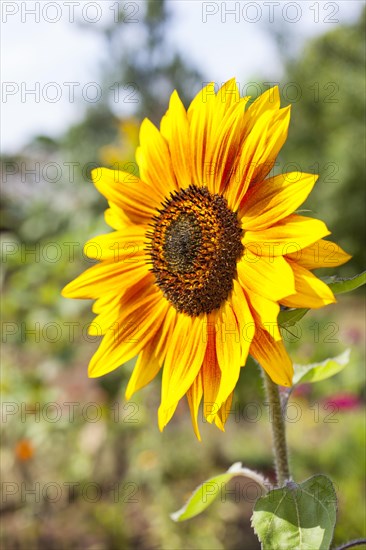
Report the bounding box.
[225,86,286,206]
[92,167,160,223]
[248,105,291,186]
[159,315,207,416]
[187,82,216,190]
[88,289,169,377]
[214,301,242,407]
[89,293,122,336]
[160,90,192,189]
[281,262,336,309]
[151,305,178,360]
[246,291,281,341]
[240,173,318,230]
[228,110,275,210]
[92,291,117,313]
[214,391,234,430]
[243,214,331,254]
[237,254,295,302]
[88,273,156,335]
[246,86,281,120]
[215,78,241,120]
[61,259,149,300]
[114,273,161,323]
[238,86,281,148]
[158,402,180,432]
[187,373,203,440]
[231,279,255,362]
[125,339,162,400]
[286,239,352,269]
[104,205,131,229]
[250,327,293,387]
[202,324,222,424]
[136,118,178,199]
[83,227,147,261]
[206,98,248,194]
[126,305,177,398]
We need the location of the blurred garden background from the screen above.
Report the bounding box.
[1,1,365,548]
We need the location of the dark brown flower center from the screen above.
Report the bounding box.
[146,185,244,316]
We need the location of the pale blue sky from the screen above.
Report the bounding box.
[1,1,363,153]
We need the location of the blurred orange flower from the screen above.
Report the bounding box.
[15,439,34,461]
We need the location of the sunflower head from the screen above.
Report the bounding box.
[62,79,351,439]
[146,184,244,316]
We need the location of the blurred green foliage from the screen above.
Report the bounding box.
[1,1,365,548]
[277,8,366,274]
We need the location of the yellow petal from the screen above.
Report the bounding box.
[214,391,234,430]
[125,338,162,400]
[281,262,336,309]
[136,118,178,200]
[61,259,149,300]
[248,106,291,185]
[231,279,255,362]
[250,327,293,387]
[228,110,275,210]
[83,227,147,261]
[187,373,203,440]
[88,289,169,377]
[286,239,352,269]
[159,315,207,413]
[243,214,331,254]
[206,98,249,194]
[240,173,318,230]
[237,254,295,302]
[187,82,216,190]
[246,291,281,341]
[158,402,179,432]
[160,90,192,189]
[246,86,281,120]
[89,293,122,336]
[215,78,241,120]
[92,167,160,223]
[104,204,131,229]
[225,87,289,208]
[151,305,178,361]
[202,324,222,424]
[214,302,242,407]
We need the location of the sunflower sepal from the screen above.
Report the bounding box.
[278,306,309,328]
[321,271,366,295]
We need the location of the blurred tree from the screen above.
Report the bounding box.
[62,0,203,172]
[103,0,203,122]
[275,8,366,274]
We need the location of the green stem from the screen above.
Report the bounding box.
[262,371,290,487]
[334,539,366,550]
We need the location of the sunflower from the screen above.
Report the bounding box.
[62,79,350,439]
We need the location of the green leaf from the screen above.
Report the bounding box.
[325,271,366,295]
[252,475,337,550]
[171,462,268,522]
[278,308,309,328]
[292,349,350,385]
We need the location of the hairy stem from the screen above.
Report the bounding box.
[262,371,290,487]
